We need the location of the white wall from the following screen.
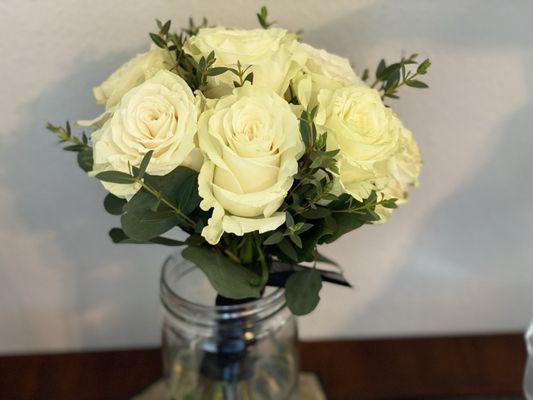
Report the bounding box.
[1,0,532,354]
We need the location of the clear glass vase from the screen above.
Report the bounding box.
[160,252,299,400]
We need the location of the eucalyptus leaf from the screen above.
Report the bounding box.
[145,166,200,214]
[95,171,135,184]
[77,149,93,172]
[138,150,153,178]
[103,193,126,215]
[121,190,178,240]
[320,212,365,244]
[285,268,322,316]
[182,246,262,299]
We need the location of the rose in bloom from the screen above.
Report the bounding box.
[197,84,304,244]
[375,123,422,221]
[91,70,198,198]
[184,27,307,97]
[316,85,401,201]
[93,46,174,110]
[293,42,360,109]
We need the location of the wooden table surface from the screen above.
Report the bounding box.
[0,334,527,400]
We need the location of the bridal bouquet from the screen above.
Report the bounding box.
[47,7,429,315]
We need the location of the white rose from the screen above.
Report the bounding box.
[91,70,198,198]
[375,121,422,221]
[93,46,174,109]
[317,84,401,201]
[197,84,304,244]
[184,27,307,97]
[293,42,360,109]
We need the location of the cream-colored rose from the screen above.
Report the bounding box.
[91,70,198,198]
[292,43,360,109]
[375,122,422,221]
[197,84,304,244]
[317,85,401,201]
[94,46,174,109]
[184,27,307,98]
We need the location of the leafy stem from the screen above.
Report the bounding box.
[364,54,431,100]
[135,178,195,227]
[333,194,397,215]
[46,122,90,151]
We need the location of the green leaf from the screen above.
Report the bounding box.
[121,190,178,240]
[263,231,284,246]
[299,112,310,148]
[285,268,322,316]
[95,171,135,184]
[302,207,331,219]
[381,63,402,79]
[150,33,167,48]
[208,67,229,76]
[278,238,298,262]
[406,79,429,88]
[63,144,87,152]
[295,222,313,235]
[103,193,126,215]
[290,233,302,248]
[138,150,153,178]
[145,166,200,214]
[376,59,386,78]
[182,246,262,299]
[321,212,365,244]
[109,228,185,246]
[285,211,295,227]
[244,72,254,84]
[160,20,171,35]
[417,58,431,74]
[381,198,398,209]
[77,149,93,172]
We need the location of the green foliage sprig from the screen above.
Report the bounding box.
[362,53,431,100]
[149,19,218,91]
[46,122,93,172]
[256,6,275,29]
[94,151,199,234]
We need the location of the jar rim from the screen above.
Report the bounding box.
[160,252,286,323]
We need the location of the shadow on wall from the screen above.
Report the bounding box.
[0,49,167,350]
[309,0,533,333]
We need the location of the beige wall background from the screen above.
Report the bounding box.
[1,0,532,353]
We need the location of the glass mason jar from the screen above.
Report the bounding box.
[160,252,299,400]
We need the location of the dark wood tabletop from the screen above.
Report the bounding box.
[0,333,526,400]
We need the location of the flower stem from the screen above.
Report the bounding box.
[137,179,196,227]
